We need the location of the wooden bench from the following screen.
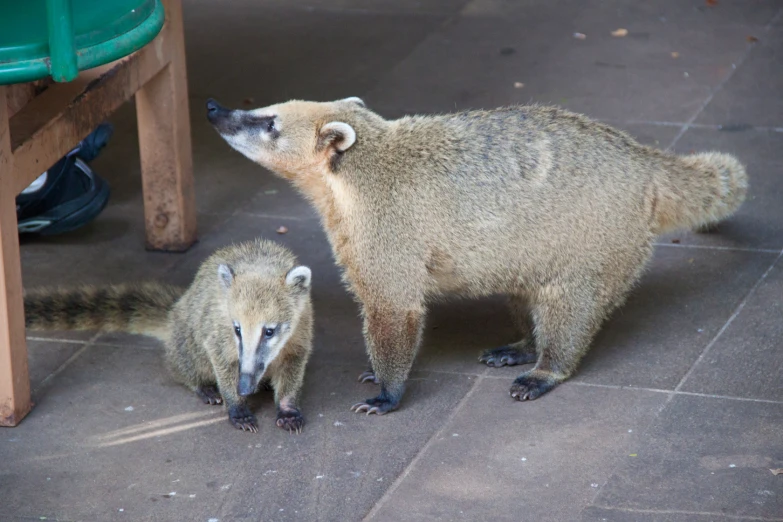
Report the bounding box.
[0,0,196,426]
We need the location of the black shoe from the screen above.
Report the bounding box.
[16,124,113,236]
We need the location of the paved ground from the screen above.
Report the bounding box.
[3,1,782,520]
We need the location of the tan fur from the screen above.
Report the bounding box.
[25,239,314,432]
[208,99,747,414]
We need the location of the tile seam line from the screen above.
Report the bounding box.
[362,368,489,521]
[667,6,783,150]
[674,249,783,394]
[32,332,102,395]
[588,505,783,521]
[571,380,783,405]
[424,370,783,404]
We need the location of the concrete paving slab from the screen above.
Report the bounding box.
[679,256,783,402]
[696,18,783,128]
[0,343,474,522]
[368,379,667,521]
[365,0,778,121]
[182,1,447,104]
[589,394,783,520]
[26,339,86,395]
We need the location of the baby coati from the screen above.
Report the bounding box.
[24,239,313,433]
[206,97,747,416]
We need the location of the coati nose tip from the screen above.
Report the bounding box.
[237,373,255,397]
[206,98,228,123]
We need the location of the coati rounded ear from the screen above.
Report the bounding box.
[318,122,356,153]
[341,96,365,107]
[217,264,235,290]
[285,266,312,291]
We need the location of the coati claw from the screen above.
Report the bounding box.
[228,404,259,433]
[358,370,380,384]
[509,372,558,401]
[276,409,305,434]
[350,397,397,415]
[479,346,537,367]
[196,385,224,405]
[351,402,384,415]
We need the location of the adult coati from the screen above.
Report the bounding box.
[206,97,747,415]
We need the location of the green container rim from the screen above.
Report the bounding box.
[0,0,164,86]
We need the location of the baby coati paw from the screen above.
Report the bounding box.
[509,370,559,401]
[228,404,258,433]
[357,369,380,384]
[350,394,399,415]
[276,409,305,434]
[479,346,537,367]
[196,384,223,405]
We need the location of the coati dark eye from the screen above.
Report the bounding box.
[233,324,242,337]
[263,327,276,338]
[266,120,275,132]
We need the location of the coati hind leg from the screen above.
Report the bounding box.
[510,282,606,401]
[479,294,537,367]
[351,303,426,415]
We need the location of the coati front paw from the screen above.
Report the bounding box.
[357,369,380,384]
[509,370,559,401]
[228,404,258,433]
[479,345,537,367]
[276,409,305,434]
[350,395,399,415]
[196,385,223,405]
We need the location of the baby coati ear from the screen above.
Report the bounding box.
[285,266,312,293]
[217,263,235,290]
[318,122,356,155]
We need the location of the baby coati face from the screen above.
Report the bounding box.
[217,263,312,397]
[205,96,366,176]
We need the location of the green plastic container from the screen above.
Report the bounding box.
[0,0,164,85]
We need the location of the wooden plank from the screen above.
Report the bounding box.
[135,0,196,251]
[10,21,174,195]
[6,80,52,119]
[0,87,32,427]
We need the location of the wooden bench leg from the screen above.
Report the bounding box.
[135,0,196,252]
[0,87,32,427]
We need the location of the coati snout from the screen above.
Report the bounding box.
[237,370,260,397]
[206,98,280,139]
[206,97,362,171]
